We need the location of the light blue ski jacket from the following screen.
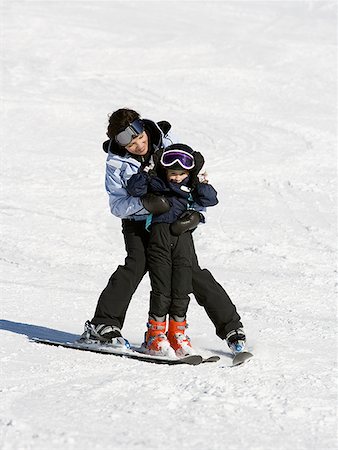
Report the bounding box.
[105,120,176,220]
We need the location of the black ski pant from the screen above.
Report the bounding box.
[92,219,243,339]
[147,223,193,319]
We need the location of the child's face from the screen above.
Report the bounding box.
[166,169,189,183]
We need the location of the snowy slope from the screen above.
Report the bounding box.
[1,1,337,449]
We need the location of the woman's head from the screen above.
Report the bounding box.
[107,108,140,139]
[107,108,148,155]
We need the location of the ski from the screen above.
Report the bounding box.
[232,351,253,366]
[134,346,220,364]
[32,338,203,365]
[202,355,220,363]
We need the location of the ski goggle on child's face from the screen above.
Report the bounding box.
[160,149,195,170]
[114,119,145,147]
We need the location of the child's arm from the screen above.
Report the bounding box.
[126,171,171,215]
[192,182,219,207]
[125,171,150,197]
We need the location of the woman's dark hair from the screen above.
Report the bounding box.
[107,108,141,139]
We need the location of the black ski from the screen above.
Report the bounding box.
[232,351,253,366]
[133,345,220,364]
[202,355,220,363]
[32,338,203,365]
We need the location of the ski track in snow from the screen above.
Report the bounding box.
[1,1,337,450]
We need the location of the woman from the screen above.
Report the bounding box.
[81,108,246,355]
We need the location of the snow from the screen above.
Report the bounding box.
[1,1,337,449]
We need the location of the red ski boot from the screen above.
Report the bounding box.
[143,318,176,358]
[167,319,196,357]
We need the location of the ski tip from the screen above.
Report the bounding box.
[178,355,203,365]
[232,351,253,367]
[202,355,221,363]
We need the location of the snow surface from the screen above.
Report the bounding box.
[1,1,337,449]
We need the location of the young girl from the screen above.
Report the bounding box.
[126,144,218,357]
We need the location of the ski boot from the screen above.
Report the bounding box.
[226,328,246,354]
[167,318,196,358]
[79,320,130,349]
[143,318,176,358]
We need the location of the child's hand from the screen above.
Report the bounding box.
[170,210,202,236]
[198,171,209,184]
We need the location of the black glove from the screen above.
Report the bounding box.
[187,151,205,189]
[142,193,170,215]
[170,210,202,236]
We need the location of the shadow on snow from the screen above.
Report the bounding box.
[0,319,78,342]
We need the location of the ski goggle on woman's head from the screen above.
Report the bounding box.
[114,119,145,147]
[160,149,195,170]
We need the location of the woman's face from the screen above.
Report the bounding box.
[125,132,149,156]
